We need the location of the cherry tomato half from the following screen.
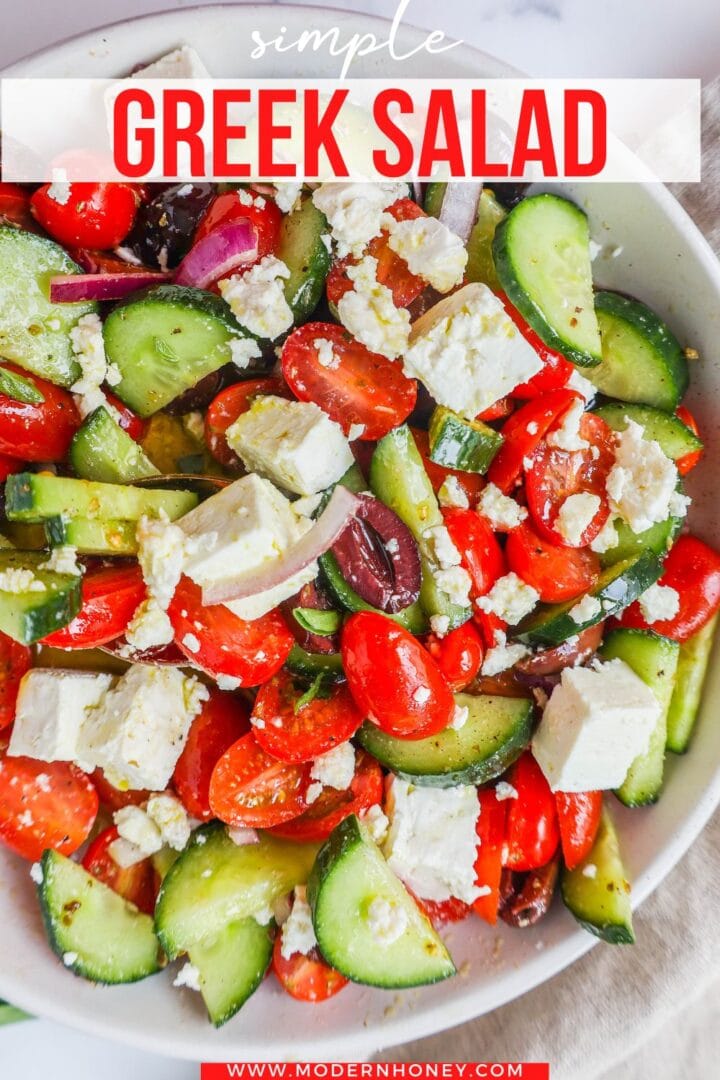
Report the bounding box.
[0,183,36,231]
[31,182,139,250]
[205,378,288,468]
[209,732,310,828]
[173,689,251,820]
[341,611,455,739]
[42,564,146,649]
[0,364,80,462]
[503,752,560,873]
[82,826,157,914]
[473,787,507,925]
[104,392,147,442]
[195,189,281,262]
[506,519,600,603]
[270,751,383,843]
[272,934,348,1003]
[411,428,486,505]
[555,790,602,871]
[0,454,24,483]
[0,632,31,731]
[499,294,575,399]
[425,621,484,691]
[675,405,703,476]
[91,769,149,812]
[251,671,363,764]
[282,322,417,441]
[442,507,506,600]
[416,895,473,931]
[486,389,581,494]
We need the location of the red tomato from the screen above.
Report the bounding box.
[326,198,426,309]
[675,405,703,476]
[0,632,31,731]
[195,189,281,261]
[411,428,486,505]
[425,622,484,691]
[473,787,507,925]
[205,378,289,468]
[251,671,363,763]
[91,769,149,812]
[0,183,37,231]
[619,535,720,643]
[0,364,80,462]
[525,413,615,548]
[341,611,455,739]
[270,751,383,842]
[173,689,251,820]
[555,790,602,871]
[42,564,146,649]
[272,933,348,1002]
[477,397,514,422]
[82,826,157,915]
[281,322,417,441]
[442,507,506,599]
[506,519,600,603]
[498,294,575,399]
[504,752,560,872]
[68,248,156,275]
[104,392,147,442]
[31,182,139,250]
[168,577,293,685]
[417,896,473,931]
[486,389,581,494]
[0,740,98,861]
[209,732,310,828]
[0,454,24,482]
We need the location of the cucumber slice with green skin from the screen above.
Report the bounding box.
[600,627,679,807]
[307,815,455,988]
[517,551,663,647]
[588,292,688,412]
[44,516,139,556]
[370,426,471,630]
[597,514,683,570]
[493,193,601,367]
[428,406,503,474]
[319,551,428,635]
[0,1000,30,1025]
[285,644,345,682]
[593,402,701,461]
[356,693,533,788]
[70,407,160,484]
[0,551,82,643]
[104,285,250,418]
[38,850,161,984]
[276,196,331,324]
[0,226,97,387]
[666,614,717,754]
[187,917,273,1027]
[5,472,197,524]
[154,824,318,959]
[561,807,634,944]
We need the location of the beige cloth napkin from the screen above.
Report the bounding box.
[380,78,720,1080]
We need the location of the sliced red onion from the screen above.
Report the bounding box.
[411,181,423,204]
[202,485,360,606]
[174,220,258,290]
[438,182,483,242]
[50,271,167,303]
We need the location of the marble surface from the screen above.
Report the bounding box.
[1,2,719,1077]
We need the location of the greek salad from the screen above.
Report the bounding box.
[0,50,719,1029]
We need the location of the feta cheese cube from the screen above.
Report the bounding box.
[309,742,355,790]
[638,583,680,624]
[280,886,317,960]
[226,395,354,496]
[365,896,409,946]
[384,777,482,903]
[386,215,467,293]
[606,419,679,533]
[8,670,112,763]
[532,658,661,791]
[475,572,538,625]
[311,182,407,258]
[555,492,601,546]
[218,256,293,341]
[337,255,410,360]
[403,284,542,421]
[131,46,211,79]
[477,483,528,531]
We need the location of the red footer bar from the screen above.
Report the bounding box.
[201,1066,549,1080]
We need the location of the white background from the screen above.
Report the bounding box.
[1,1,719,1077]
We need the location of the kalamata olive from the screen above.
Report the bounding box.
[490,183,530,209]
[498,855,560,928]
[331,493,421,613]
[406,381,436,429]
[514,623,604,679]
[280,580,338,655]
[125,183,216,269]
[164,369,225,414]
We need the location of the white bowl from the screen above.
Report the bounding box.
[1,3,719,1062]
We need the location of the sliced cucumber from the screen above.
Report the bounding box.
[423,182,445,217]
[428,406,503,474]
[370,426,471,630]
[44,516,138,556]
[356,693,532,788]
[285,644,345,682]
[154,824,317,958]
[319,550,428,635]
[0,226,97,386]
[597,515,682,570]
[493,193,601,366]
[0,1000,29,1025]
[5,472,197,524]
[187,917,273,1027]
[307,815,455,988]
[666,615,717,754]
[517,551,663,647]
[104,285,249,417]
[276,195,331,323]
[600,627,679,807]
[38,850,161,984]
[588,292,688,412]
[70,407,160,484]
[561,807,634,944]
[593,402,701,462]
[0,551,82,643]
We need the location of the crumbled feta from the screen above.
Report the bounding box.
[348,423,366,441]
[107,836,148,869]
[113,805,163,856]
[555,493,601,546]
[70,313,120,419]
[384,777,482,903]
[582,863,598,879]
[337,255,410,360]
[386,215,467,293]
[438,476,469,509]
[227,396,354,496]
[668,489,691,518]
[305,782,323,805]
[125,599,174,652]
[606,420,679,533]
[173,962,202,992]
[182,411,205,444]
[314,337,340,370]
[590,515,619,554]
[477,483,528,531]
[309,742,355,791]
[638,583,680,624]
[413,685,431,705]
[136,511,189,609]
[569,593,602,624]
[280,886,317,960]
[495,781,518,801]
[429,613,451,637]
[546,399,589,452]
[433,566,472,607]
[274,181,303,213]
[423,524,462,569]
[227,826,259,846]
[47,179,71,205]
[366,896,409,946]
[216,674,242,691]
[39,545,82,576]
[361,803,389,843]
[8,670,112,763]
[182,632,201,654]
[567,368,596,403]
[403,284,542,421]
[532,658,661,791]
[311,181,407,258]
[132,45,210,79]
[146,793,191,851]
[228,336,262,371]
[30,862,44,885]
[481,630,531,676]
[219,256,293,340]
[292,493,323,518]
[236,188,266,210]
[476,573,539,625]
[0,568,46,593]
[63,952,78,967]
[450,704,469,731]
